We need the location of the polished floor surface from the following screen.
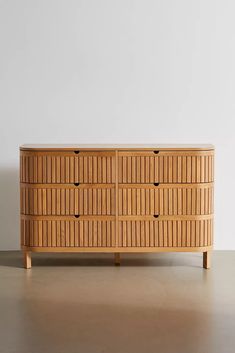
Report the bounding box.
[0,251,234,353]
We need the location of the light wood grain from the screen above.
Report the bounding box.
[20,151,116,184]
[23,251,31,269]
[21,185,115,216]
[118,219,213,248]
[20,144,214,151]
[21,218,116,248]
[20,145,214,268]
[118,152,214,183]
[22,245,213,252]
[118,184,213,216]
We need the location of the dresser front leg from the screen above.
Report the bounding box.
[203,251,211,269]
[23,251,31,269]
[114,253,120,266]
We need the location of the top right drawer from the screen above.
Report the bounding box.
[118,150,214,183]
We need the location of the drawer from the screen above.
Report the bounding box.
[21,216,116,247]
[118,184,213,216]
[118,150,214,183]
[20,151,116,184]
[118,216,213,247]
[20,184,115,216]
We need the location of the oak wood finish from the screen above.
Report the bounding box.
[20,144,214,151]
[20,184,115,216]
[20,144,214,268]
[21,245,213,253]
[23,251,31,269]
[118,183,213,216]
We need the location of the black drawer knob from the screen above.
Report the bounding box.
[74,215,80,218]
[154,215,159,218]
[154,182,159,186]
[154,151,159,154]
[74,183,80,186]
[74,151,80,154]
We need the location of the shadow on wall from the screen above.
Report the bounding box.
[0,168,19,250]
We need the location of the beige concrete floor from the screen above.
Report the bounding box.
[0,251,234,353]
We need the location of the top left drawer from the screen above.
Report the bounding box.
[20,151,116,184]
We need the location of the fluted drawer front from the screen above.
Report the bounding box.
[118,151,214,183]
[118,218,213,247]
[21,185,115,216]
[21,219,116,247]
[119,184,213,216]
[20,151,116,183]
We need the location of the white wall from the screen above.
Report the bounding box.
[0,0,234,250]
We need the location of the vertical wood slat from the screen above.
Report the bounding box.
[21,151,214,184]
[21,220,116,247]
[118,185,213,216]
[20,152,116,183]
[20,148,214,253]
[118,153,214,183]
[118,219,213,247]
[20,187,115,216]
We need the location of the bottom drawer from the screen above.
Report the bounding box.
[118,217,213,248]
[21,218,116,248]
[21,216,213,249]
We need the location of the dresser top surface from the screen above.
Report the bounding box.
[20,144,214,151]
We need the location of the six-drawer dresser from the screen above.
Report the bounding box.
[20,144,214,269]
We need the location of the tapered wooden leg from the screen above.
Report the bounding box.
[203,251,211,269]
[23,251,31,269]
[114,253,120,266]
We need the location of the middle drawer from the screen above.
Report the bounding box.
[118,183,213,216]
[21,184,115,216]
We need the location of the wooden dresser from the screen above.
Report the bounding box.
[20,144,214,269]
